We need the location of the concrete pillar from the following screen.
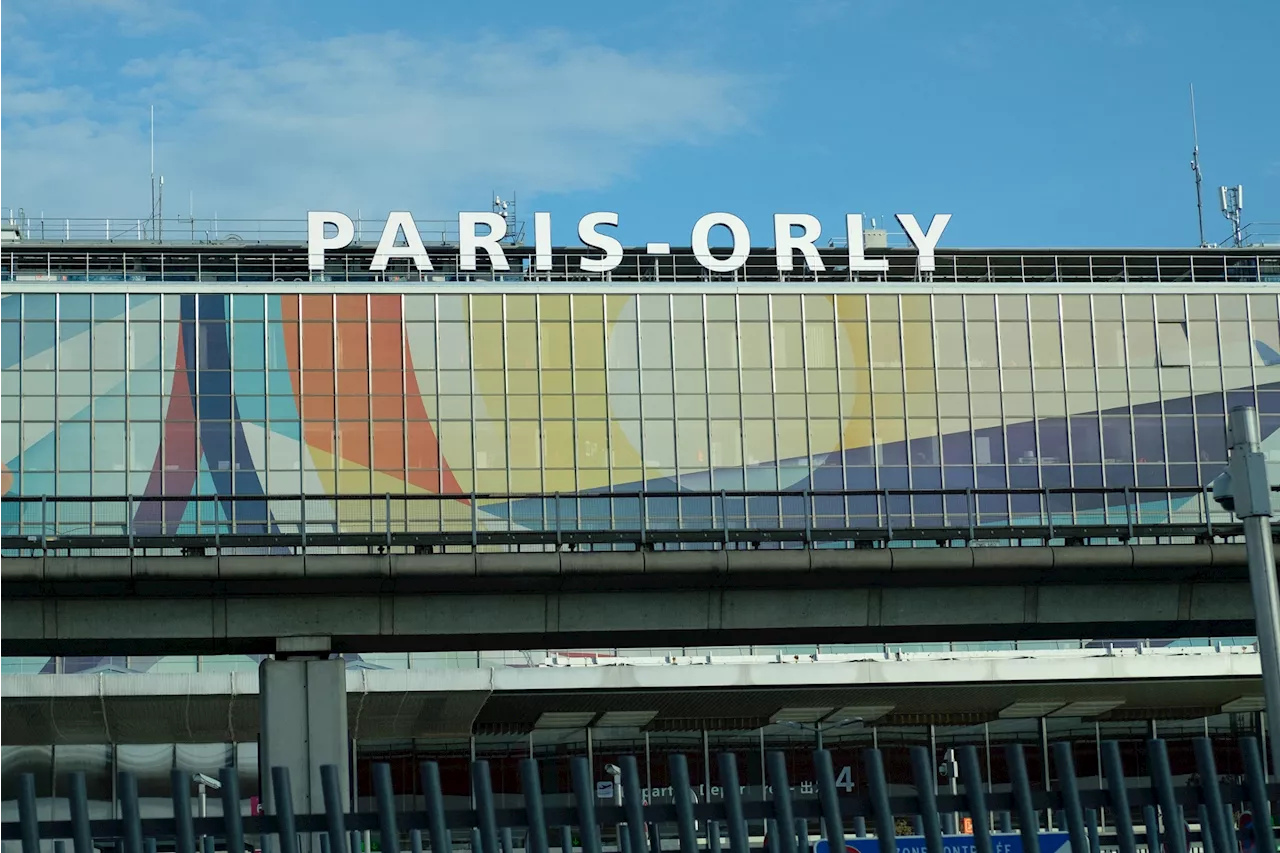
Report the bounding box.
[259,656,349,852]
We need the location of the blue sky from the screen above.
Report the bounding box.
[3,0,1278,248]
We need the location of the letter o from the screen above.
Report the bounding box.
[692,213,750,273]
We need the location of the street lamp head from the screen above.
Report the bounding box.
[1210,470,1236,515]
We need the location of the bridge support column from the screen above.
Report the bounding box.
[259,652,349,851]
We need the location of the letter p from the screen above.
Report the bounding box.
[308,211,355,271]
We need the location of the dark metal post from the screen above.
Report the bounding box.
[1224,406,1280,777]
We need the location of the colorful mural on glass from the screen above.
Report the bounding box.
[2,289,1280,532]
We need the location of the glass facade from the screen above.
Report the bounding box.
[3,287,1278,504]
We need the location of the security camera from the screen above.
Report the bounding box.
[192,773,222,789]
[604,764,621,775]
[1210,471,1235,515]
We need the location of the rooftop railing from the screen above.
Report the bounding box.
[3,245,1278,286]
[1,486,1269,556]
[2,736,1276,853]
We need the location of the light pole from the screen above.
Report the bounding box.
[192,773,222,848]
[1212,406,1280,778]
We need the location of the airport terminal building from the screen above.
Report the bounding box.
[2,213,1279,818]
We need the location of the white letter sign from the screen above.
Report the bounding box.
[371,212,432,272]
[692,213,750,273]
[307,211,354,271]
[459,212,510,272]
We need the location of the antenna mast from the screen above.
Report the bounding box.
[149,105,156,239]
[1189,84,1206,248]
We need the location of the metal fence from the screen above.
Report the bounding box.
[4,737,1278,853]
[0,487,1265,555]
[3,243,1279,286]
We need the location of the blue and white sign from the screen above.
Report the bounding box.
[815,832,1071,853]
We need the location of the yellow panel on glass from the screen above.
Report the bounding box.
[473,421,508,468]
[874,392,905,418]
[676,395,707,419]
[572,293,604,321]
[1033,393,1066,418]
[740,295,768,321]
[808,369,836,394]
[608,420,644,470]
[772,295,801,321]
[471,294,503,322]
[506,323,538,370]
[742,394,774,419]
[808,418,841,454]
[575,369,606,394]
[474,469,508,495]
[611,468,643,490]
[808,393,839,419]
[471,324,505,370]
[676,420,710,469]
[743,419,775,466]
[774,322,804,368]
[1003,369,1032,394]
[869,295,899,321]
[577,421,609,468]
[509,469,542,494]
[540,322,571,370]
[577,395,607,419]
[873,417,905,446]
[776,418,808,459]
[606,294,634,323]
[1030,294,1061,321]
[572,321,606,369]
[706,323,739,368]
[542,417,573,466]
[739,323,771,369]
[542,371,573,395]
[707,393,741,419]
[901,294,930,322]
[543,394,573,420]
[710,420,743,467]
[540,294,570,321]
[1033,368,1065,392]
[508,420,542,467]
[706,295,736,321]
[505,294,535,321]
[507,370,539,395]
[543,468,577,493]
[674,369,706,395]
[870,322,901,368]
[803,295,834,321]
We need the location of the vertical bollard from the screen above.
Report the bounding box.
[1100,742,1137,853]
[813,751,846,853]
[1086,809,1100,853]
[521,759,550,853]
[502,828,515,853]
[373,763,402,853]
[570,757,604,853]
[68,773,93,853]
[719,754,751,853]
[1142,806,1160,853]
[320,765,348,853]
[1146,740,1187,853]
[1193,738,1233,853]
[708,822,722,853]
[273,768,301,853]
[171,769,197,853]
[862,749,897,853]
[472,761,501,853]
[421,762,454,853]
[471,829,483,853]
[118,771,145,853]
[411,831,425,853]
[854,818,867,839]
[998,814,1012,835]
[621,757,650,853]
[766,820,781,853]
[1004,745,1042,853]
[668,755,699,853]
[795,819,810,853]
[1198,806,1216,853]
[1239,737,1276,853]
[767,752,799,853]
[1051,743,1091,853]
[561,826,575,853]
[219,766,245,853]
[17,774,40,853]
[958,746,994,853]
[203,837,215,853]
[908,746,945,853]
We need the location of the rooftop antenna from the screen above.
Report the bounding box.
[149,105,156,239]
[1220,184,1244,248]
[1189,84,1206,248]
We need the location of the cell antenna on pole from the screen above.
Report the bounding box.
[1189,84,1206,248]
[150,105,156,238]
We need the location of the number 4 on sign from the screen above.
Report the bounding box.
[836,766,854,792]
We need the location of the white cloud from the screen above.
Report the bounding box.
[1,27,754,222]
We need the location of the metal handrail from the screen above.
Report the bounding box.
[2,486,1268,555]
[3,736,1276,853]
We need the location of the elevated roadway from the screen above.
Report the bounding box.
[1,543,1268,656]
